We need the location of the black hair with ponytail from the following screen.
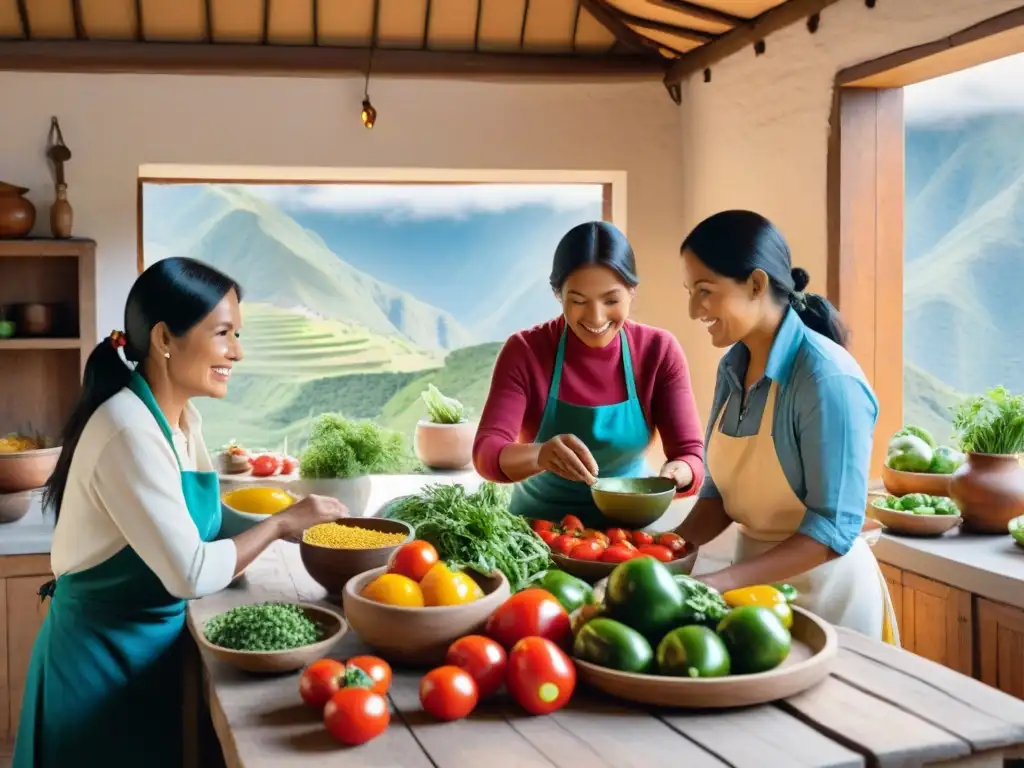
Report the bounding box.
[679,209,850,347]
[42,257,242,518]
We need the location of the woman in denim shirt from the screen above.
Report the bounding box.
[674,210,898,644]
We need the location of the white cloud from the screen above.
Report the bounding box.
[249,183,604,221]
[904,51,1024,125]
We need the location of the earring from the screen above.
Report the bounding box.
[164,352,170,359]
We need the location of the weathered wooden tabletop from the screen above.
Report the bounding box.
[187,542,1024,768]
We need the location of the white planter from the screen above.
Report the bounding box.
[288,476,374,516]
[414,420,477,471]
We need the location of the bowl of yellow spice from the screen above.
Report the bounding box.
[299,518,414,596]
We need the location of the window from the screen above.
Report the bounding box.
[140,180,607,458]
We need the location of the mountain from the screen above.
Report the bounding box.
[142,184,475,352]
[903,113,1024,403]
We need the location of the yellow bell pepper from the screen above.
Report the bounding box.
[420,563,483,607]
[722,584,793,629]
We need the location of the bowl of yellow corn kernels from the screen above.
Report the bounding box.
[299,518,414,597]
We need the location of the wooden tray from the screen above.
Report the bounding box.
[870,503,961,537]
[573,606,837,709]
[551,550,697,583]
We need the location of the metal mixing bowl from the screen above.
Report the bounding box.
[590,476,677,527]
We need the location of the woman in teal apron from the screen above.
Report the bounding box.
[15,257,347,767]
[473,222,706,527]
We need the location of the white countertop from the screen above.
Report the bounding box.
[0,490,56,556]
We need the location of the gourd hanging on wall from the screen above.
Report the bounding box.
[47,116,74,239]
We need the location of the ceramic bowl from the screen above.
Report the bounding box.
[0,490,35,523]
[0,447,60,493]
[342,565,510,667]
[221,486,299,523]
[880,465,952,497]
[299,518,414,597]
[870,499,961,537]
[591,477,677,527]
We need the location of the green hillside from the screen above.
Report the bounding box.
[903,361,963,446]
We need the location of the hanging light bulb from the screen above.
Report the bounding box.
[361,98,376,129]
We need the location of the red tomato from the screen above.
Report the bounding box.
[637,544,675,563]
[419,666,479,721]
[551,534,580,556]
[657,532,687,555]
[530,519,555,534]
[560,515,584,533]
[323,688,390,745]
[249,453,281,477]
[600,544,639,563]
[387,540,439,582]
[485,588,572,650]
[538,530,559,547]
[299,658,346,709]
[581,528,609,545]
[446,635,507,699]
[606,528,630,544]
[631,530,655,547]
[506,637,576,715]
[346,656,392,696]
[569,539,605,561]
[280,455,299,474]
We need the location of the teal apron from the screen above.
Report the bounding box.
[13,373,223,768]
[509,327,652,527]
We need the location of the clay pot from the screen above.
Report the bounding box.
[949,453,1024,534]
[414,420,476,470]
[0,182,36,238]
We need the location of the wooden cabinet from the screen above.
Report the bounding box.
[0,555,52,744]
[898,571,973,675]
[977,597,1024,700]
[878,562,903,634]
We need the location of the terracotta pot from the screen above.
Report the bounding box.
[0,182,36,239]
[949,453,1024,534]
[414,420,476,470]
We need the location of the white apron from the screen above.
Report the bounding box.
[707,381,899,646]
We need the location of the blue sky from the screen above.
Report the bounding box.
[904,51,1024,124]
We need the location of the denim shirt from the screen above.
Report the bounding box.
[699,308,879,555]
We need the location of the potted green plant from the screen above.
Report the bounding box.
[948,386,1024,534]
[413,384,476,471]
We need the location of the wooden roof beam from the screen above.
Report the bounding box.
[664,0,842,86]
[0,40,669,80]
[578,0,666,56]
[648,0,744,28]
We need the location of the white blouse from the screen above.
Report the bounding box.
[49,388,238,599]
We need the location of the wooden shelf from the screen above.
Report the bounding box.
[0,338,80,351]
[0,238,96,258]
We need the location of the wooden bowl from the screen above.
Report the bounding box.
[551,550,697,584]
[0,490,35,523]
[0,447,60,493]
[342,566,511,667]
[881,465,952,497]
[193,602,347,674]
[591,477,676,528]
[573,606,837,709]
[299,518,414,596]
[870,501,961,537]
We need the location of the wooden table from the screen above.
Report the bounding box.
[187,542,1024,768]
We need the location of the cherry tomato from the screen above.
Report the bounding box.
[538,530,559,547]
[637,544,675,563]
[631,530,655,547]
[657,532,687,555]
[485,588,572,650]
[347,656,392,696]
[299,658,346,709]
[249,453,281,477]
[606,528,631,544]
[569,539,605,561]
[551,534,580,556]
[280,455,299,474]
[446,635,507,698]
[600,544,639,564]
[560,515,584,533]
[506,637,576,715]
[581,528,609,545]
[323,688,390,745]
[387,540,440,583]
[419,665,478,721]
[530,519,555,534]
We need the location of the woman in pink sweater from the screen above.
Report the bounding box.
[473,221,705,525]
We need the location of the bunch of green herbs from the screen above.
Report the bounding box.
[382,482,552,592]
[299,414,409,479]
[421,384,465,424]
[951,386,1024,455]
[204,602,320,652]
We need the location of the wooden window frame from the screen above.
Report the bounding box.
[827,7,1024,479]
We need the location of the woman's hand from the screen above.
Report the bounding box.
[277,494,349,540]
[538,434,599,485]
[659,460,694,492]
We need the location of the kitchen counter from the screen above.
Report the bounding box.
[186,541,1024,768]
